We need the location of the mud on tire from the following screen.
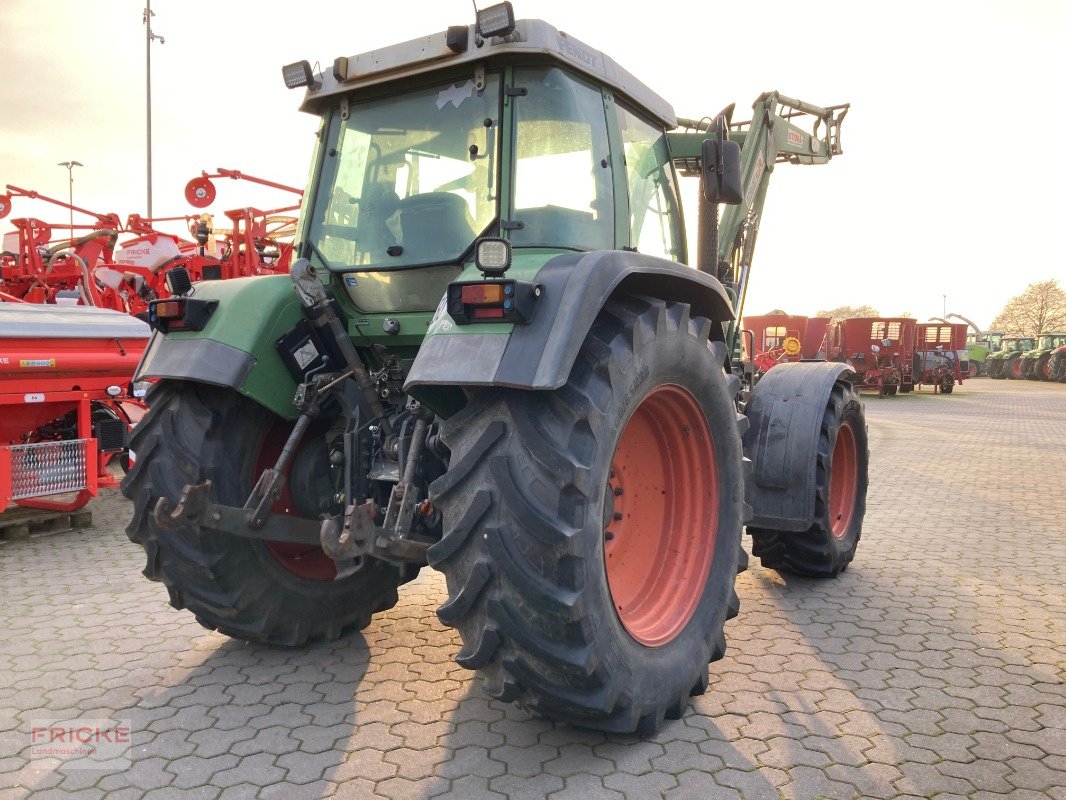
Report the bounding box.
[749,380,869,578]
[428,296,745,734]
[121,381,410,646]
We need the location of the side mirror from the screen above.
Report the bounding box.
[701,138,742,205]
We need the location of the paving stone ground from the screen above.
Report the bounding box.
[1,379,1064,799]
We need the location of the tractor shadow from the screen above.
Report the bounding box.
[18,621,372,797]
[407,678,780,800]
[735,546,1061,796]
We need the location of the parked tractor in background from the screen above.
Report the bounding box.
[1049,343,1066,382]
[827,317,915,396]
[946,313,1001,377]
[965,331,1002,377]
[742,312,829,374]
[987,336,1037,379]
[913,322,967,393]
[122,6,865,733]
[1021,333,1066,381]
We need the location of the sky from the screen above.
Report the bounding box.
[1,0,1064,330]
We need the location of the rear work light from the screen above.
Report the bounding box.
[147,297,218,333]
[447,279,542,326]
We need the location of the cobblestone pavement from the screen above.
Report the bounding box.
[2,379,1064,799]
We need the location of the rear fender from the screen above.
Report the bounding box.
[134,275,304,419]
[405,250,734,416]
[742,361,856,531]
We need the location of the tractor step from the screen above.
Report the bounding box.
[0,506,92,542]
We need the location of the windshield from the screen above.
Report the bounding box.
[306,73,501,272]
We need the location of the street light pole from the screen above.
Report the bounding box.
[143,2,165,218]
[57,160,83,238]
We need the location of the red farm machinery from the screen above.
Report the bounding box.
[0,170,299,516]
[0,169,302,316]
[0,302,148,512]
[742,312,829,373]
[913,322,968,393]
[828,317,916,396]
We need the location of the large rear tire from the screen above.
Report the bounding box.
[749,381,869,578]
[1029,354,1052,381]
[428,296,744,733]
[1006,354,1024,380]
[121,381,410,646]
[1052,353,1066,382]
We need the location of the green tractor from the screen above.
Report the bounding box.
[122,6,865,733]
[946,314,1001,377]
[1050,346,1066,382]
[1021,333,1066,381]
[986,336,1036,379]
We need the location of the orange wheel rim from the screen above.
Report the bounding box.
[828,421,858,540]
[257,422,337,581]
[604,384,718,647]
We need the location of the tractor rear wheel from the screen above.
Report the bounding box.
[1029,354,1051,381]
[749,381,868,578]
[121,381,410,646]
[428,296,744,733]
[1052,353,1066,382]
[1007,355,1024,380]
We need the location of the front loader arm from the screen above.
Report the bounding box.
[667,92,848,344]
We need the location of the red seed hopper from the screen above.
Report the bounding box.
[0,303,148,511]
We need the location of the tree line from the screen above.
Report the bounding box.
[811,280,1066,335]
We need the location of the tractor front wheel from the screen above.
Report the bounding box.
[428,296,744,733]
[121,381,410,646]
[749,380,869,577]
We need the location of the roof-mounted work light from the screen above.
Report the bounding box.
[476,2,516,38]
[282,60,319,90]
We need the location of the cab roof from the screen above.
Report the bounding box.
[297,18,677,128]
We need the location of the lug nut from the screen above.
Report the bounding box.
[604,531,614,541]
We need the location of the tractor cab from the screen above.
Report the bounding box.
[1037,333,1066,350]
[1003,337,1035,353]
[287,13,684,317]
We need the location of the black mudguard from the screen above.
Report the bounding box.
[742,361,856,531]
[406,250,734,413]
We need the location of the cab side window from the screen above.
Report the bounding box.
[615,104,682,261]
[511,67,614,251]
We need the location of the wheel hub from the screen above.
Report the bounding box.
[828,421,858,539]
[603,384,718,648]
